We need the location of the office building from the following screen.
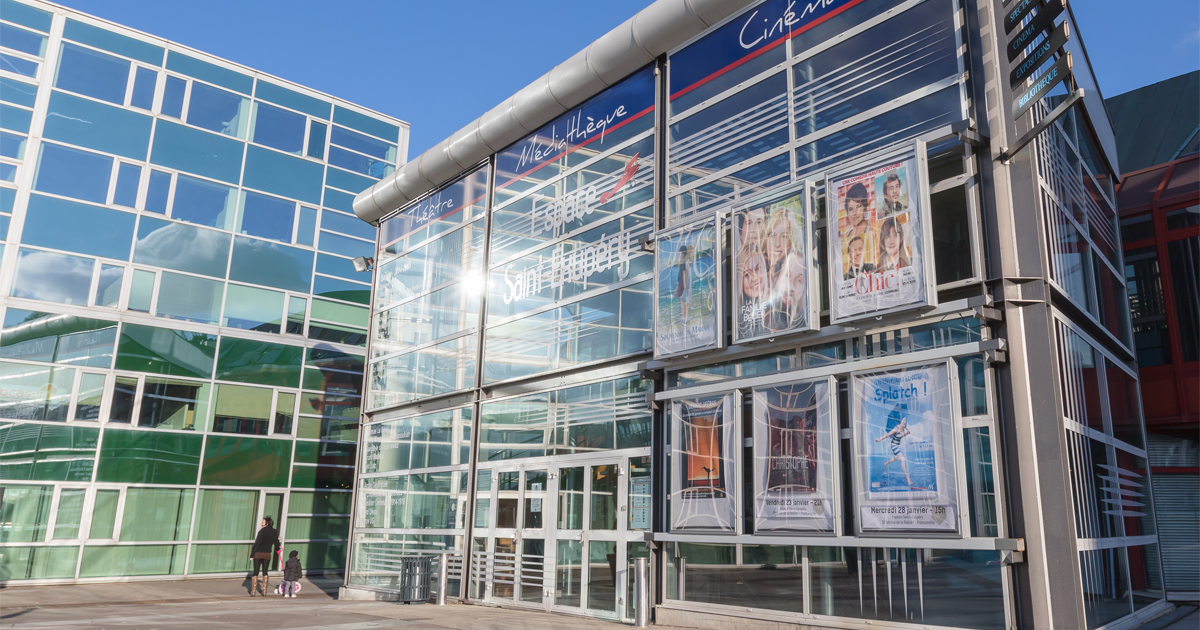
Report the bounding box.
[0,0,406,582]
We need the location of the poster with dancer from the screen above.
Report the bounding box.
[655,217,722,358]
[732,181,817,344]
[852,361,960,534]
[751,377,837,533]
[826,140,936,324]
[670,392,738,532]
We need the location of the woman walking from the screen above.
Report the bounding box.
[250,516,281,596]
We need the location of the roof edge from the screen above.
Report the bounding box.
[354,0,758,224]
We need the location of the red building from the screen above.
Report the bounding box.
[1110,70,1199,601]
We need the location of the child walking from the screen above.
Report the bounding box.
[282,550,302,598]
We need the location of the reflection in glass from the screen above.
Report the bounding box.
[138,377,208,430]
[590,464,617,530]
[274,391,295,435]
[135,217,231,279]
[34,142,111,203]
[224,284,284,333]
[558,466,584,530]
[52,489,85,539]
[524,470,547,529]
[252,102,305,154]
[0,309,116,368]
[628,456,652,531]
[108,376,137,423]
[120,488,194,541]
[297,207,317,246]
[113,163,140,207]
[162,76,186,118]
[287,296,307,334]
[145,169,171,214]
[155,272,223,324]
[520,538,545,603]
[55,43,128,104]
[229,236,313,294]
[194,489,259,540]
[0,485,52,543]
[0,361,72,421]
[73,373,106,420]
[556,539,583,608]
[187,82,249,138]
[211,383,272,435]
[474,469,491,528]
[130,66,156,110]
[307,120,326,159]
[239,191,295,242]
[496,471,519,529]
[9,249,93,305]
[89,490,119,539]
[588,540,616,612]
[128,269,154,312]
[172,175,236,229]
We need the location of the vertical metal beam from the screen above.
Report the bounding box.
[968,0,1087,626]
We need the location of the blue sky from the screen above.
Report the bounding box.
[55,0,1200,160]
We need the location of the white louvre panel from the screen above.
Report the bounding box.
[1150,474,1200,594]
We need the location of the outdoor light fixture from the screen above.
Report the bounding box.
[351,256,375,272]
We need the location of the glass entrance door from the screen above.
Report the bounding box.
[478,456,640,619]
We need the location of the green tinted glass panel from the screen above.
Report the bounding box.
[115,323,216,379]
[193,489,258,540]
[119,488,193,541]
[155,272,223,325]
[52,488,85,539]
[89,489,119,539]
[224,284,284,333]
[212,383,271,435]
[285,540,346,570]
[310,299,368,328]
[0,545,78,579]
[150,120,243,183]
[137,377,209,431]
[80,544,186,578]
[134,217,231,278]
[285,516,349,540]
[0,361,73,421]
[0,310,116,368]
[165,51,251,94]
[0,484,51,542]
[215,337,302,387]
[305,348,363,372]
[188,543,251,574]
[291,464,353,490]
[43,91,152,160]
[255,81,330,119]
[63,19,163,65]
[95,428,202,484]
[201,435,291,487]
[243,144,322,204]
[312,275,370,305]
[293,440,355,466]
[129,270,153,312]
[302,367,363,396]
[0,422,98,481]
[229,236,314,293]
[288,491,352,515]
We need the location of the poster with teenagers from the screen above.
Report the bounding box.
[654,216,722,358]
[851,361,960,535]
[732,181,818,344]
[825,140,936,325]
[670,392,739,532]
[751,377,837,533]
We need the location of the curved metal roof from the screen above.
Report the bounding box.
[353,0,758,224]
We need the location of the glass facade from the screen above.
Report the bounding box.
[346,1,1162,629]
[0,0,405,582]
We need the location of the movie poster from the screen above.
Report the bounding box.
[670,392,738,532]
[751,377,836,533]
[655,217,721,358]
[852,362,960,534]
[732,182,817,344]
[826,141,936,324]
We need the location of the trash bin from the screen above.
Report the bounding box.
[397,556,432,603]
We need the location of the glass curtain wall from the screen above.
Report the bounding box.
[0,0,404,582]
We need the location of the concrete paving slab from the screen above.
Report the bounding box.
[0,578,692,630]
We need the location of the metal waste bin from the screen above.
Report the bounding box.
[397,556,432,603]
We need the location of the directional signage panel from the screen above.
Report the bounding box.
[1012,52,1072,118]
[1007,0,1066,62]
[1010,22,1069,88]
[1004,0,1042,34]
